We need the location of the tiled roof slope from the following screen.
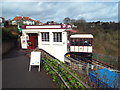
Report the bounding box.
[12,16,34,21]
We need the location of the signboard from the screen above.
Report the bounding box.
[21,36,27,49]
[29,51,41,71]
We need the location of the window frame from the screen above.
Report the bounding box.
[53,32,62,42]
[41,32,49,42]
[70,38,93,46]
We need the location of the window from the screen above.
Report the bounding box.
[84,39,92,46]
[71,38,75,46]
[53,32,62,42]
[75,39,79,46]
[41,32,49,41]
[70,38,92,46]
[79,39,83,46]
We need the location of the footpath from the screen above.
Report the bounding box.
[2,47,57,88]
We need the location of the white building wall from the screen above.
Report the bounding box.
[0,18,2,23]
[12,21,17,25]
[22,29,68,62]
[38,31,67,62]
[23,21,34,25]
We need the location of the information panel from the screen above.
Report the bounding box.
[29,51,41,71]
[21,36,27,49]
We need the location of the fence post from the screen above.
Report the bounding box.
[58,63,60,74]
[57,62,61,85]
[86,63,89,75]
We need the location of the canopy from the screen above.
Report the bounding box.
[70,34,93,38]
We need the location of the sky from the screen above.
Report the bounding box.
[1,0,119,23]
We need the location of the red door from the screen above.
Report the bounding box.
[27,36,35,49]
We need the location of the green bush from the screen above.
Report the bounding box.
[2,27,18,42]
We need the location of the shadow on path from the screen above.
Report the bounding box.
[2,48,57,88]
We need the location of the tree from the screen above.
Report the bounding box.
[4,20,9,27]
[75,18,87,32]
[63,17,71,24]
[76,18,86,24]
[70,19,76,25]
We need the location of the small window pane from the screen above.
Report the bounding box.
[53,32,62,42]
[41,32,49,41]
[83,38,92,46]
[70,38,75,46]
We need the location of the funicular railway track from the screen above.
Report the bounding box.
[22,49,119,71]
[66,53,119,71]
[92,58,119,70]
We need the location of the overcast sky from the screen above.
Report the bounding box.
[1,0,119,23]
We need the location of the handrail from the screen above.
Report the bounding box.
[43,60,71,90]
[54,59,90,88]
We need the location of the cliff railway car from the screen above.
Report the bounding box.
[66,34,93,63]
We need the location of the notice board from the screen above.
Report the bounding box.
[29,51,41,71]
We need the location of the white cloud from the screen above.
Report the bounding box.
[2,0,120,2]
[1,2,118,22]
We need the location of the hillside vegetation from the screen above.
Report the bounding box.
[74,21,119,58]
[63,17,118,58]
[2,26,18,42]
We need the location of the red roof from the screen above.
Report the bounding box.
[12,16,34,21]
[67,29,77,33]
[34,20,42,23]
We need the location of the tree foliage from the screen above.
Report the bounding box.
[2,27,18,42]
[63,17,71,24]
[63,17,118,57]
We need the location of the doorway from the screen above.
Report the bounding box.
[27,33,38,49]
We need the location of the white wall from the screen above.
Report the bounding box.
[12,21,17,25]
[38,31,67,62]
[23,21,34,25]
[22,29,68,62]
[0,18,2,23]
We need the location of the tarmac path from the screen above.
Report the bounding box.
[2,47,57,88]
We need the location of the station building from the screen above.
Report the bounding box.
[20,24,73,62]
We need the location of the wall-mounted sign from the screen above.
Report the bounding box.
[21,36,27,49]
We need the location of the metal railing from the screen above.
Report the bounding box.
[64,54,120,88]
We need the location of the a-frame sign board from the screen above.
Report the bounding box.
[29,51,41,71]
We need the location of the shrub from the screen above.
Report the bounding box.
[2,28,18,42]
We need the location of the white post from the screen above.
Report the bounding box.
[38,65,40,71]
[29,65,31,71]
[38,32,41,49]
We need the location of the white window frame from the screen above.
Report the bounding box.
[41,32,49,42]
[53,32,62,42]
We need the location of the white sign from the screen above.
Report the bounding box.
[21,36,27,49]
[29,51,41,71]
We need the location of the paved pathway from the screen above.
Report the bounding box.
[2,48,57,88]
